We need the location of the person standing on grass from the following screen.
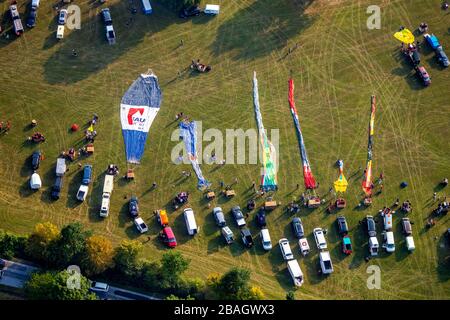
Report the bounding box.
[152,182,157,189]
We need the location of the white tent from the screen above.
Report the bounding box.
[30,173,42,190]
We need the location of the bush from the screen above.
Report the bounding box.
[24,270,97,300]
[0,230,27,259]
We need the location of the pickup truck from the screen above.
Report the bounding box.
[9,1,24,36]
[101,8,116,45]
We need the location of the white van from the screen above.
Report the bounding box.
[99,175,114,217]
[313,228,327,250]
[319,251,333,274]
[369,236,379,256]
[183,208,198,235]
[99,193,110,217]
[279,238,294,261]
[204,4,220,15]
[406,236,415,252]
[260,228,272,251]
[30,173,42,190]
[56,25,64,39]
[287,259,304,286]
[221,226,234,244]
[382,231,395,253]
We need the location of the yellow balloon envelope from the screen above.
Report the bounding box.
[393,29,415,44]
[334,174,348,193]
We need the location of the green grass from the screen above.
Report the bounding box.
[0,0,449,299]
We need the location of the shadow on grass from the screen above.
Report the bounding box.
[210,0,315,61]
[42,2,176,84]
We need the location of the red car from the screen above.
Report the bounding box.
[416,66,431,86]
[160,227,177,248]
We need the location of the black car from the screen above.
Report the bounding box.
[406,50,420,66]
[291,217,304,238]
[31,151,41,170]
[240,228,253,248]
[179,5,202,18]
[255,208,266,227]
[26,7,37,28]
[365,215,377,237]
[129,196,139,217]
[51,176,63,200]
[336,216,349,235]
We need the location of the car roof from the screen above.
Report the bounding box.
[164,227,174,237]
[135,217,144,223]
[320,251,330,259]
[261,228,270,237]
[92,281,108,289]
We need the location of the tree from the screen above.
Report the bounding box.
[157,0,201,12]
[0,230,27,259]
[48,222,91,268]
[166,294,195,300]
[215,267,251,300]
[159,251,190,289]
[25,270,97,300]
[25,222,60,263]
[81,235,114,276]
[113,240,143,278]
[245,286,265,300]
[141,260,162,290]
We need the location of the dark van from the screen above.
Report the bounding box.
[51,176,63,200]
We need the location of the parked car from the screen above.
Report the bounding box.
[342,235,352,255]
[287,259,304,287]
[134,217,148,233]
[179,5,202,18]
[26,7,37,28]
[406,50,420,66]
[240,228,253,248]
[128,196,139,217]
[213,207,226,227]
[255,208,266,227]
[58,9,68,25]
[291,217,304,238]
[221,226,234,244]
[383,210,393,231]
[101,8,115,44]
[101,8,112,25]
[31,151,41,170]
[76,184,88,201]
[416,66,431,86]
[313,228,327,250]
[435,46,449,67]
[231,206,246,227]
[82,165,93,185]
[319,251,333,274]
[401,217,412,236]
[366,215,377,237]
[279,238,294,261]
[298,237,310,256]
[336,215,348,235]
[260,228,272,250]
[183,208,198,235]
[51,176,63,200]
[160,226,177,248]
[369,236,379,256]
[89,281,109,298]
[382,231,395,253]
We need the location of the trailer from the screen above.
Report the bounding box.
[56,158,67,176]
[56,25,64,39]
[9,2,24,36]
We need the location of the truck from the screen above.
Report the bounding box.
[101,8,116,45]
[99,174,114,217]
[9,1,24,36]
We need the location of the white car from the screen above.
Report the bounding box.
[313,228,327,250]
[382,231,395,253]
[76,184,89,201]
[319,251,333,274]
[279,238,294,261]
[260,228,272,251]
[287,259,304,286]
[134,217,148,233]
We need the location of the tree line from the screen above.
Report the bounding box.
[0,223,264,300]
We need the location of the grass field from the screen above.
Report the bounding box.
[0,0,449,299]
